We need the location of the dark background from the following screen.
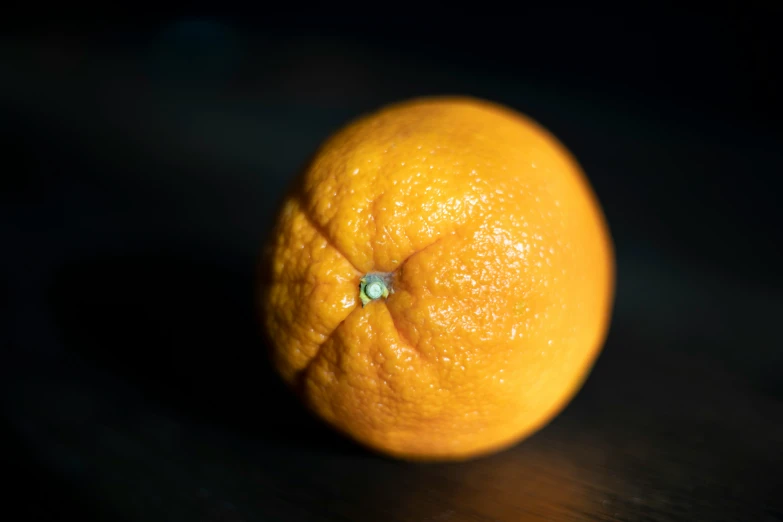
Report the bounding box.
[2,12,782,521]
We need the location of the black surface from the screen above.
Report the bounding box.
[2,14,782,521]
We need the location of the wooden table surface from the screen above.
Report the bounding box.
[2,26,782,521]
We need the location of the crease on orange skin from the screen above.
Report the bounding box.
[295,196,363,274]
[263,96,615,460]
[298,101,487,274]
[267,195,433,391]
[301,303,443,450]
[264,197,361,384]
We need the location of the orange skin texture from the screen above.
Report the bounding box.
[261,97,614,460]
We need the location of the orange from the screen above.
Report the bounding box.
[260,97,614,460]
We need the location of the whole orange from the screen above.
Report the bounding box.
[261,97,614,460]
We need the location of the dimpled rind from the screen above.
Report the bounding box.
[261,96,615,460]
